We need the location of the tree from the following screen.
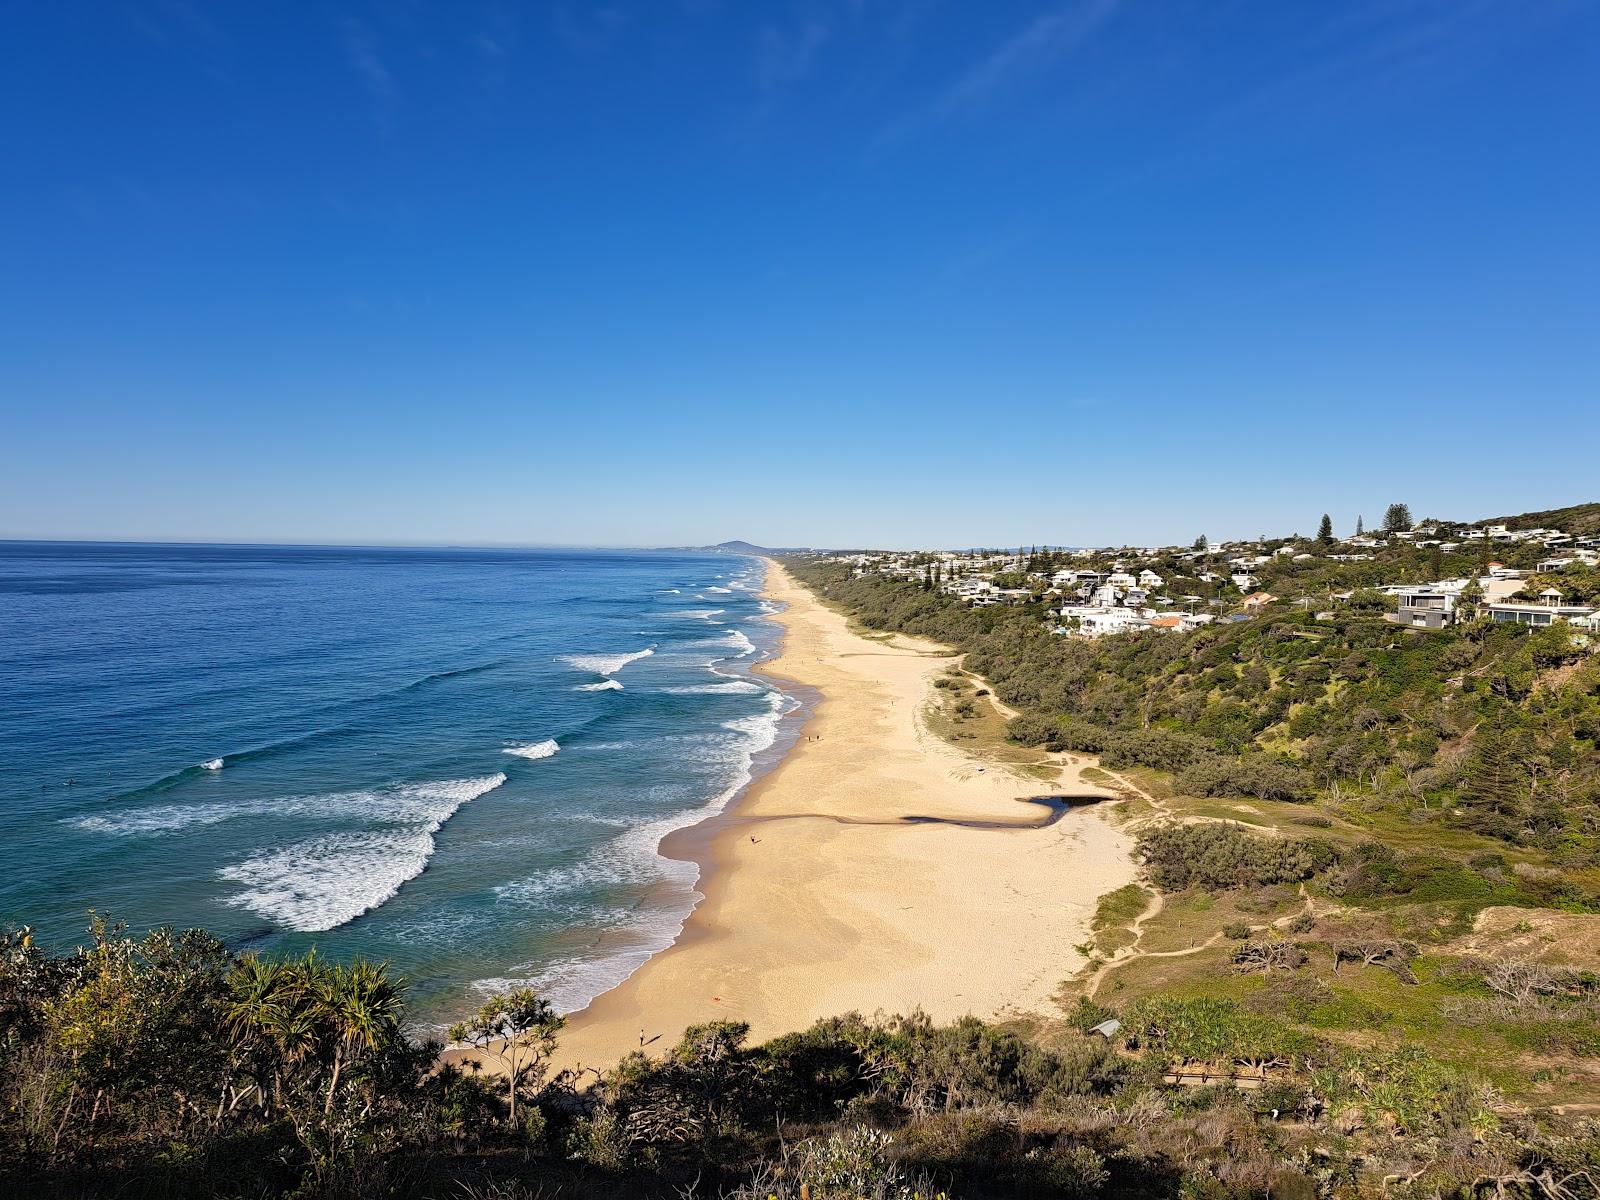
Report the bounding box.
[450,987,565,1129]
[1192,535,1208,551]
[1317,514,1334,544]
[1383,503,1413,532]
[1459,713,1527,819]
[1356,514,1365,535]
[317,959,404,1116]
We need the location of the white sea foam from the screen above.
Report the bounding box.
[670,609,724,620]
[706,586,732,593]
[722,715,782,755]
[576,679,624,692]
[72,803,241,836]
[560,647,654,676]
[505,739,560,760]
[201,757,224,771]
[485,800,712,1013]
[481,685,800,1015]
[720,691,790,754]
[663,680,766,695]
[717,629,757,657]
[216,773,506,932]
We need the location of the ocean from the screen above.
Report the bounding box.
[0,542,799,1025]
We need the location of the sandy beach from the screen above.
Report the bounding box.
[519,558,1136,1071]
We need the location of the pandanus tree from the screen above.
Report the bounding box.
[316,959,404,1116]
[223,951,406,1122]
[450,987,565,1129]
[223,954,291,1116]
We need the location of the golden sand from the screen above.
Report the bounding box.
[533,558,1136,1071]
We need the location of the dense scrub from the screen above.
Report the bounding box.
[5,919,1597,1199]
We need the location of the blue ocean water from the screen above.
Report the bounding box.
[0,542,797,1024]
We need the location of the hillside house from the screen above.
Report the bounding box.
[1488,601,1596,627]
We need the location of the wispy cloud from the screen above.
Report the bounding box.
[344,19,398,137]
[873,0,1121,149]
[124,0,235,84]
[755,18,831,90]
[937,0,1121,118]
[552,5,629,57]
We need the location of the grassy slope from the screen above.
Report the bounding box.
[1058,766,1600,1108]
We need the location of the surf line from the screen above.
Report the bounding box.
[729,793,1108,833]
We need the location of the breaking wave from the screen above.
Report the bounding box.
[663,680,766,695]
[480,687,798,1014]
[216,774,507,932]
[505,739,560,760]
[560,647,654,676]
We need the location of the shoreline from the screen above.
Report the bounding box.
[465,557,1137,1073]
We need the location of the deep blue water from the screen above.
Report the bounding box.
[0,542,796,1024]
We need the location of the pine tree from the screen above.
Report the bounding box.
[1355,515,1364,536]
[1461,713,1526,819]
[1383,503,1413,533]
[1317,514,1334,544]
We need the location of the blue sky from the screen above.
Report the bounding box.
[2,1,1597,549]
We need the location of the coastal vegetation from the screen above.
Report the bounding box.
[5,915,1598,1199]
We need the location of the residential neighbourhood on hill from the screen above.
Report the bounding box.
[817,506,1600,641]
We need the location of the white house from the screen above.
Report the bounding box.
[1488,601,1596,627]
[1073,608,1149,637]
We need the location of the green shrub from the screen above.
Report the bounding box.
[1138,823,1321,893]
[1311,1046,1491,1136]
[1126,996,1313,1067]
[1177,754,1314,801]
